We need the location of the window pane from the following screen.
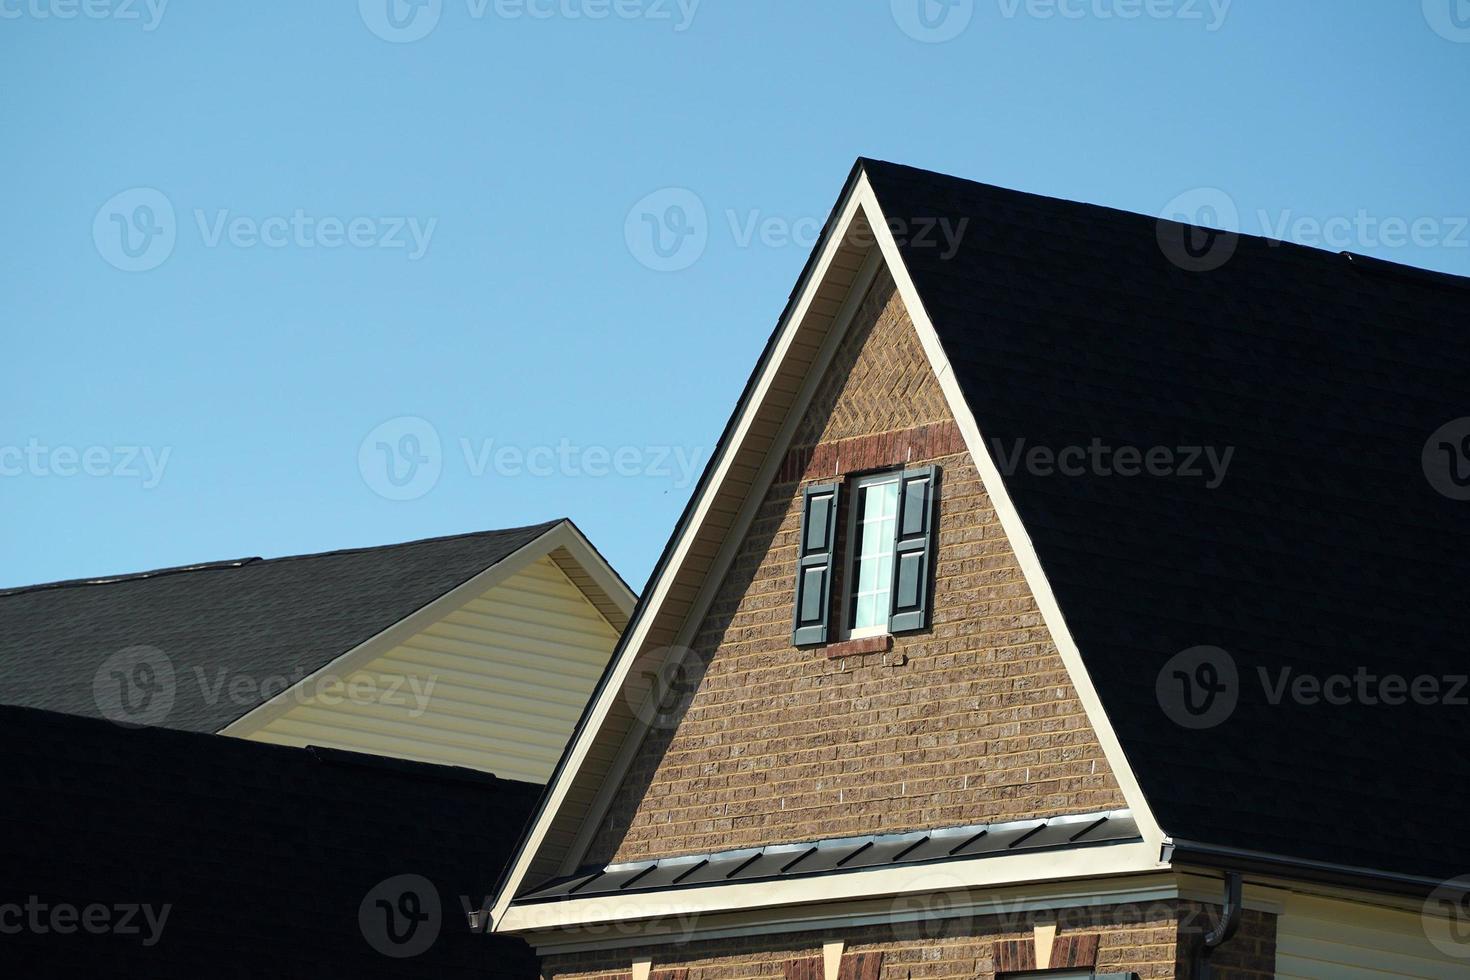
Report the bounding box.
[880,481,899,518]
[875,555,893,594]
[849,478,900,633]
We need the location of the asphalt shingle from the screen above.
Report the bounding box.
[0,522,560,731]
[0,704,541,978]
[864,158,1470,883]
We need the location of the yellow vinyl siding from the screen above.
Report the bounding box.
[240,555,618,783]
[1275,894,1466,979]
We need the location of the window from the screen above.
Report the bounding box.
[791,466,939,647]
[845,473,901,638]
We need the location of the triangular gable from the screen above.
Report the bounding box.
[222,520,634,781]
[492,165,1164,924]
[0,522,565,732]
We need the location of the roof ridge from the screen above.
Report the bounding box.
[858,157,1470,288]
[0,519,566,598]
[0,558,265,597]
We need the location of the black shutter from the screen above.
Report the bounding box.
[888,466,939,633]
[792,481,841,646]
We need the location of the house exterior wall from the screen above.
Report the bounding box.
[1275,892,1467,978]
[1174,904,1277,979]
[541,899,1275,980]
[589,269,1126,866]
[240,554,619,782]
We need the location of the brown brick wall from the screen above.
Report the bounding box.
[589,269,1126,865]
[1174,904,1277,979]
[543,901,1195,980]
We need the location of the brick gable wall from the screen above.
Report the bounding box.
[588,268,1127,866]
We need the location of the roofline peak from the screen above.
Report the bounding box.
[0,519,568,597]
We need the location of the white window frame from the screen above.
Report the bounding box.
[841,469,902,640]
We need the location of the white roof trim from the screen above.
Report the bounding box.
[490,168,1165,929]
[527,875,1182,954]
[520,872,1313,956]
[220,520,633,738]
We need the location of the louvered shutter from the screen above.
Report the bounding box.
[888,466,939,633]
[792,481,841,646]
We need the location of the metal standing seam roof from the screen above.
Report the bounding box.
[518,810,1139,902]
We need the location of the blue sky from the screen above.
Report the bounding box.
[3,1,1468,591]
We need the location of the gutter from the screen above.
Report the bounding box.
[1165,839,1451,900]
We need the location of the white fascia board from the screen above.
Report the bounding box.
[502,841,1165,939]
[220,521,599,737]
[1174,872,1288,915]
[490,183,873,924]
[853,176,1167,849]
[553,519,639,623]
[530,875,1184,955]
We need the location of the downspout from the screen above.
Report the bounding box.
[1190,871,1242,979]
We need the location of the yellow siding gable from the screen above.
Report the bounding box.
[237,554,619,783]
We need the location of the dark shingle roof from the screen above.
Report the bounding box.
[0,704,540,978]
[863,159,1470,884]
[0,522,560,732]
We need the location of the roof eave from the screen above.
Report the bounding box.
[1165,839,1458,901]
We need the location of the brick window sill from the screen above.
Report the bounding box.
[823,634,894,660]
